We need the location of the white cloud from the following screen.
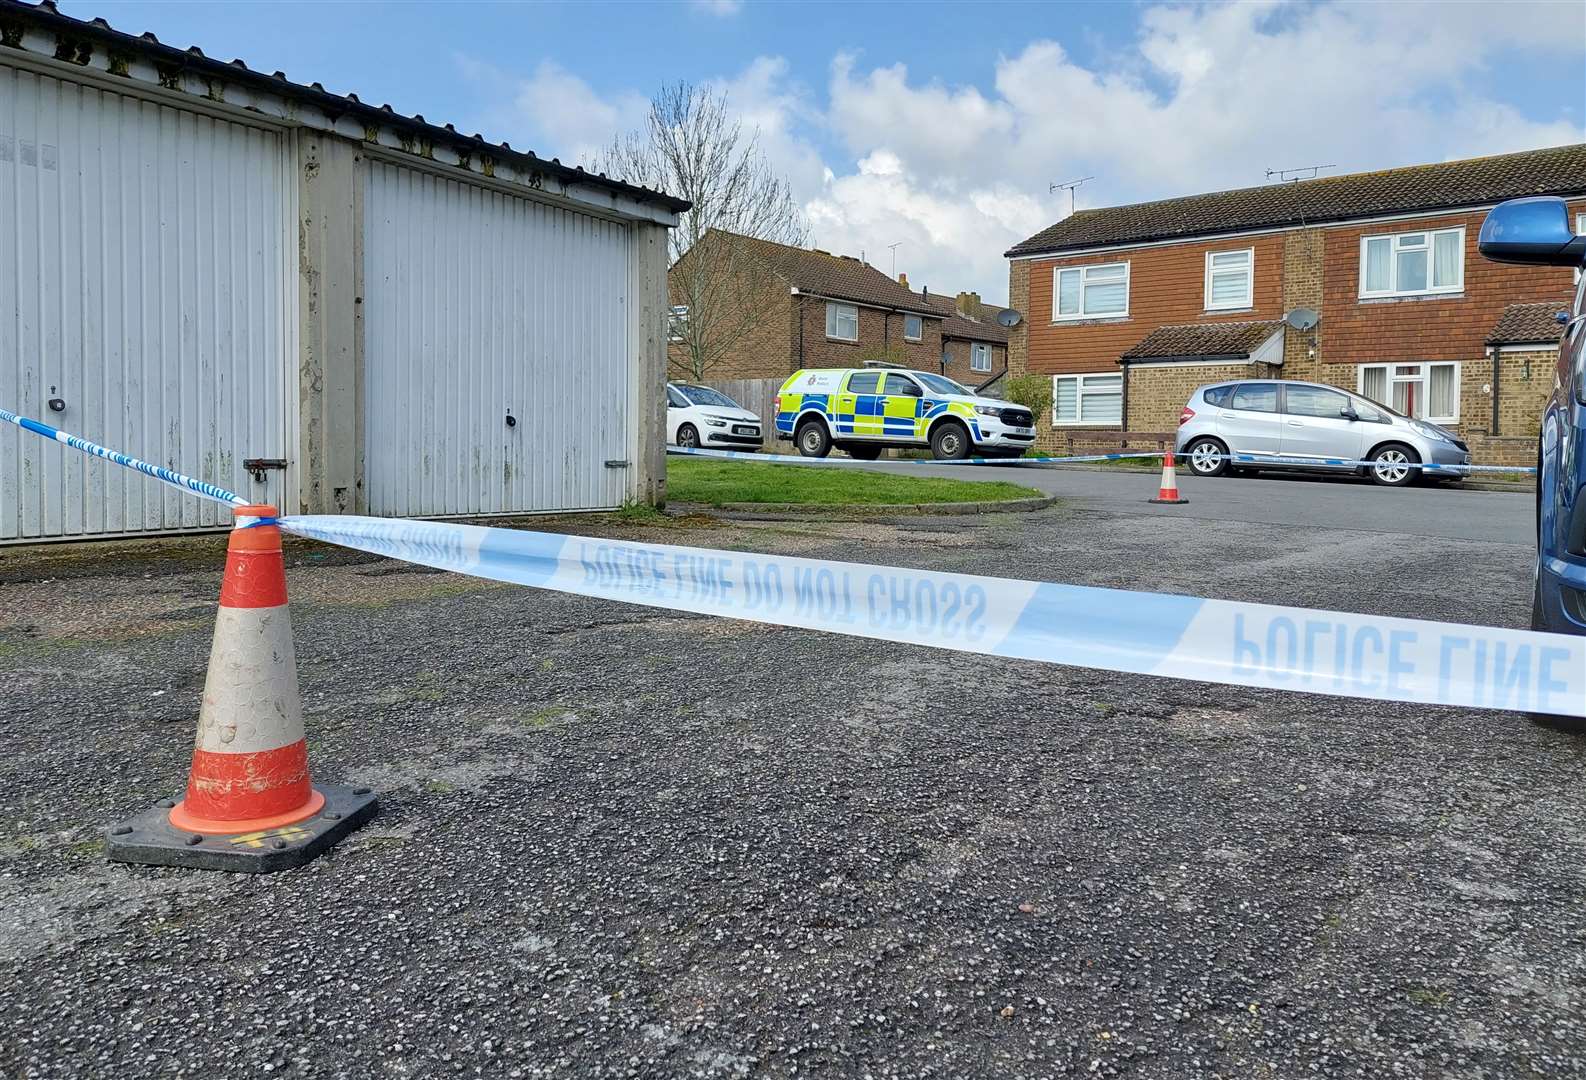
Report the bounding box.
[692,0,743,16]
[454,56,647,166]
[457,0,1585,301]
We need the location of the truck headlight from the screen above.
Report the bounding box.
[973,406,1003,418]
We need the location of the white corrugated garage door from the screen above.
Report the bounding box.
[0,64,293,542]
[363,160,632,517]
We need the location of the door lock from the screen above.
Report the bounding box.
[243,458,288,484]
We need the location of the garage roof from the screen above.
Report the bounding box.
[1120,321,1285,364]
[1486,302,1567,346]
[1008,144,1586,258]
[2,0,692,215]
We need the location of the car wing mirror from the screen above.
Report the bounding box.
[1339,407,1359,421]
[1479,196,1586,267]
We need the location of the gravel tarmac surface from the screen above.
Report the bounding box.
[2,498,1584,1080]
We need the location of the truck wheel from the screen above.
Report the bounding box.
[796,418,832,458]
[930,421,971,461]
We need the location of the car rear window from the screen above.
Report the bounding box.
[1202,385,1233,406]
[847,371,881,393]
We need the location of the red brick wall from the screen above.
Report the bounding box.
[1322,207,1582,364]
[1023,233,1288,377]
[791,297,944,372]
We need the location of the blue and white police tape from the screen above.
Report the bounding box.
[668,444,1536,476]
[278,513,1583,718]
[0,407,248,507]
[668,445,1169,467]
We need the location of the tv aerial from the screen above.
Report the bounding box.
[1049,176,1094,215]
[1266,164,1335,184]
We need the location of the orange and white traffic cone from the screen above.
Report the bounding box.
[107,506,376,873]
[1149,451,1189,505]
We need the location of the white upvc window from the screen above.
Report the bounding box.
[826,301,858,342]
[1054,262,1129,320]
[903,313,923,341]
[970,343,992,372]
[667,305,689,342]
[1358,362,1460,424]
[1052,372,1123,425]
[1359,227,1464,298]
[1204,248,1254,310]
[1575,213,1585,283]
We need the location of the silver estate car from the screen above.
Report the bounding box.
[1175,380,1472,487]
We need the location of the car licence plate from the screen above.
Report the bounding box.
[734,424,759,436]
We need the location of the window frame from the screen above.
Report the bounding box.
[969,342,992,373]
[1358,226,1465,299]
[666,305,690,343]
[1203,248,1254,311]
[1575,213,1585,284]
[1356,361,1461,425]
[826,301,859,342]
[1052,262,1130,322]
[1051,372,1124,427]
[903,313,923,342]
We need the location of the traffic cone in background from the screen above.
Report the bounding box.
[1149,451,1189,505]
[107,506,376,873]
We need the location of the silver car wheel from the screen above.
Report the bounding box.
[1373,448,1410,484]
[1190,443,1221,474]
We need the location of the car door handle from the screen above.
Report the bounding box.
[1286,420,1304,426]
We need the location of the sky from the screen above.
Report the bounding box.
[81,0,1586,303]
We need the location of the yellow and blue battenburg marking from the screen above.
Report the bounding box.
[774,377,984,442]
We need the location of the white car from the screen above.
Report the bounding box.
[666,383,763,451]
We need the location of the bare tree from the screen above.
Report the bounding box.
[595,83,807,381]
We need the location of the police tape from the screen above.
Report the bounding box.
[668,445,1537,476]
[668,446,1169,467]
[1,408,248,506]
[277,513,1582,718]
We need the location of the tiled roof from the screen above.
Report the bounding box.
[922,294,1010,344]
[4,0,690,214]
[724,232,942,315]
[1486,302,1567,345]
[1120,321,1285,362]
[1007,144,1586,258]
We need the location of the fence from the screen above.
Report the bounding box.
[702,379,783,449]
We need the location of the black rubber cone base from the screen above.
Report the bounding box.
[1149,495,1189,504]
[106,784,378,873]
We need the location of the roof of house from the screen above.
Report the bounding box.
[1007,144,1586,258]
[6,0,691,214]
[1120,320,1285,363]
[724,232,942,315]
[922,294,1010,345]
[1486,302,1567,345]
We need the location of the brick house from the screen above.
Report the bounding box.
[1004,144,1586,464]
[913,282,1010,387]
[668,230,944,382]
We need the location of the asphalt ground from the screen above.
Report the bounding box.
[3,479,1582,1080]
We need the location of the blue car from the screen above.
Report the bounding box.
[1478,197,1586,720]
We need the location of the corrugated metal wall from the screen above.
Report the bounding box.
[363,161,633,517]
[0,64,292,542]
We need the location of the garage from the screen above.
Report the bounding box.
[0,61,294,542]
[363,162,635,518]
[0,2,685,544]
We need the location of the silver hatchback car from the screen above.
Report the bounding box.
[1175,379,1472,486]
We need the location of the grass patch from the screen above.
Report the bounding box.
[666,457,1043,507]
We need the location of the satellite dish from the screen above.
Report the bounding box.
[995,308,1023,328]
[1284,307,1319,331]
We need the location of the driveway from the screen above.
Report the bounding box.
[0,491,1578,1080]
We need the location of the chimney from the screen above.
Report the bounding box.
[898,272,909,288]
[956,291,981,318]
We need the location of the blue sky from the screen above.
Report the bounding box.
[82,0,1586,298]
